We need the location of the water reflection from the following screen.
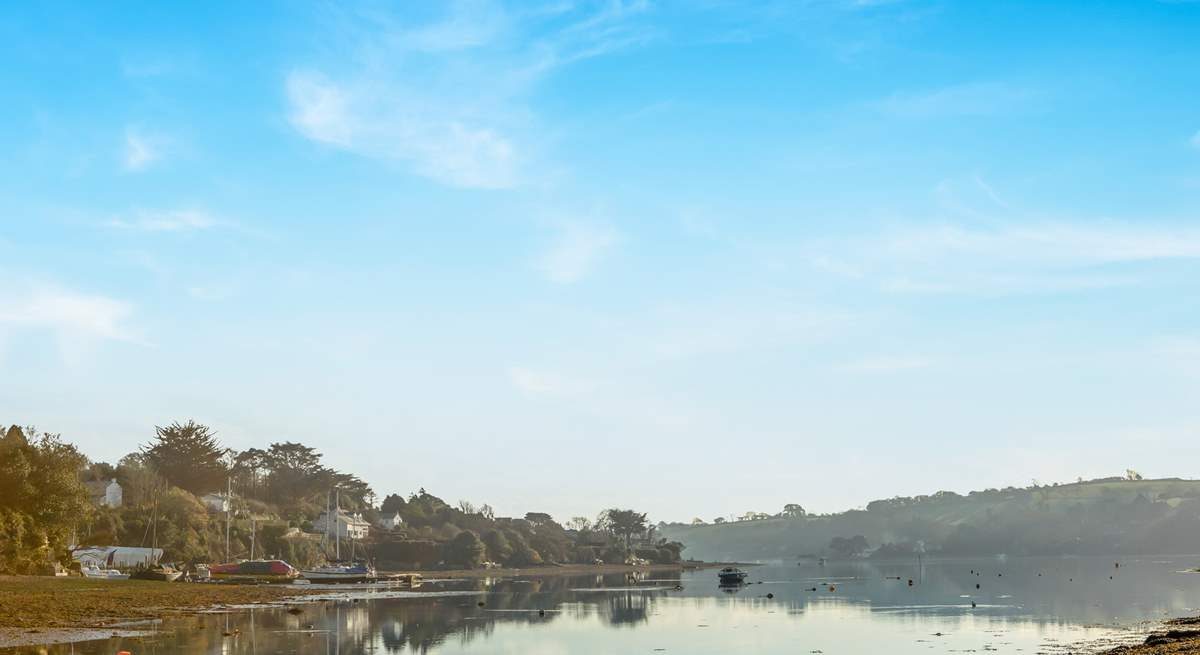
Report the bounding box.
[6,558,1200,655]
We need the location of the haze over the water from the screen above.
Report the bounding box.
[2,1,1199,522]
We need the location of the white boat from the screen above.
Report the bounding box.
[717,567,748,584]
[81,563,129,580]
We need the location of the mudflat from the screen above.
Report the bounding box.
[0,576,315,630]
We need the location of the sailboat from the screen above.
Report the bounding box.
[301,489,377,584]
[129,498,183,581]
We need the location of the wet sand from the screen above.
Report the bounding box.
[0,576,318,629]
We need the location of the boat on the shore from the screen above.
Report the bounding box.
[81,563,129,580]
[208,559,299,583]
[717,567,748,584]
[301,560,377,584]
[130,563,183,582]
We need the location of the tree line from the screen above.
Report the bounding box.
[0,420,684,573]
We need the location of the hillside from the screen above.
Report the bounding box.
[660,477,1200,561]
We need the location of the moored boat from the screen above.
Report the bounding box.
[717,567,748,584]
[301,560,377,584]
[130,563,183,582]
[208,559,299,583]
[81,563,130,580]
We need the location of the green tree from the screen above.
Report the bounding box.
[156,488,211,563]
[782,504,806,518]
[0,426,91,573]
[445,530,487,568]
[381,493,408,515]
[482,529,512,563]
[598,509,648,550]
[506,530,543,566]
[524,512,553,525]
[141,420,227,494]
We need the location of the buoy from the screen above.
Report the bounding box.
[971,601,976,608]
[975,583,980,589]
[766,593,774,599]
[907,579,913,586]
[477,601,486,607]
[538,609,546,616]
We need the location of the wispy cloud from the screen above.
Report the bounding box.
[536,220,618,284]
[121,127,166,171]
[0,283,139,363]
[876,81,1035,118]
[508,366,591,396]
[838,355,930,374]
[285,0,653,189]
[804,222,1200,294]
[287,71,520,189]
[105,209,218,232]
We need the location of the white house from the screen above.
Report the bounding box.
[379,512,403,530]
[314,509,370,540]
[201,493,230,513]
[85,479,123,508]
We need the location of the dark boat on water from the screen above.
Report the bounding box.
[130,563,183,582]
[717,567,748,584]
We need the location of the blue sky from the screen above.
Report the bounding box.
[2,1,1200,522]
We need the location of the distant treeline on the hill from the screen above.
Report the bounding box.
[660,476,1200,561]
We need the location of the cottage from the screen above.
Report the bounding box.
[313,509,370,540]
[201,493,230,512]
[379,512,403,530]
[84,479,122,508]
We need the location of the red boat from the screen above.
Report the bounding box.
[208,559,298,583]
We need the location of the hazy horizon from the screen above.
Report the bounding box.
[3,1,1200,523]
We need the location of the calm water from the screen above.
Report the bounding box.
[11,556,1200,655]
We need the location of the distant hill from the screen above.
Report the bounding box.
[661,477,1200,561]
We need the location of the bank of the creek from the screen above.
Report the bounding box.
[0,564,710,648]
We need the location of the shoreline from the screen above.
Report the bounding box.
[0,563,724,648]
[387,560,730,580]
[1094,617,1200,654]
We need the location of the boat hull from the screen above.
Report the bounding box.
[300,572,377,584]
[208,560,299,584]
[130,570,183,582]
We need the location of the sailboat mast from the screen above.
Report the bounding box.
[225,476,231,561]
[335,488,340,561]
